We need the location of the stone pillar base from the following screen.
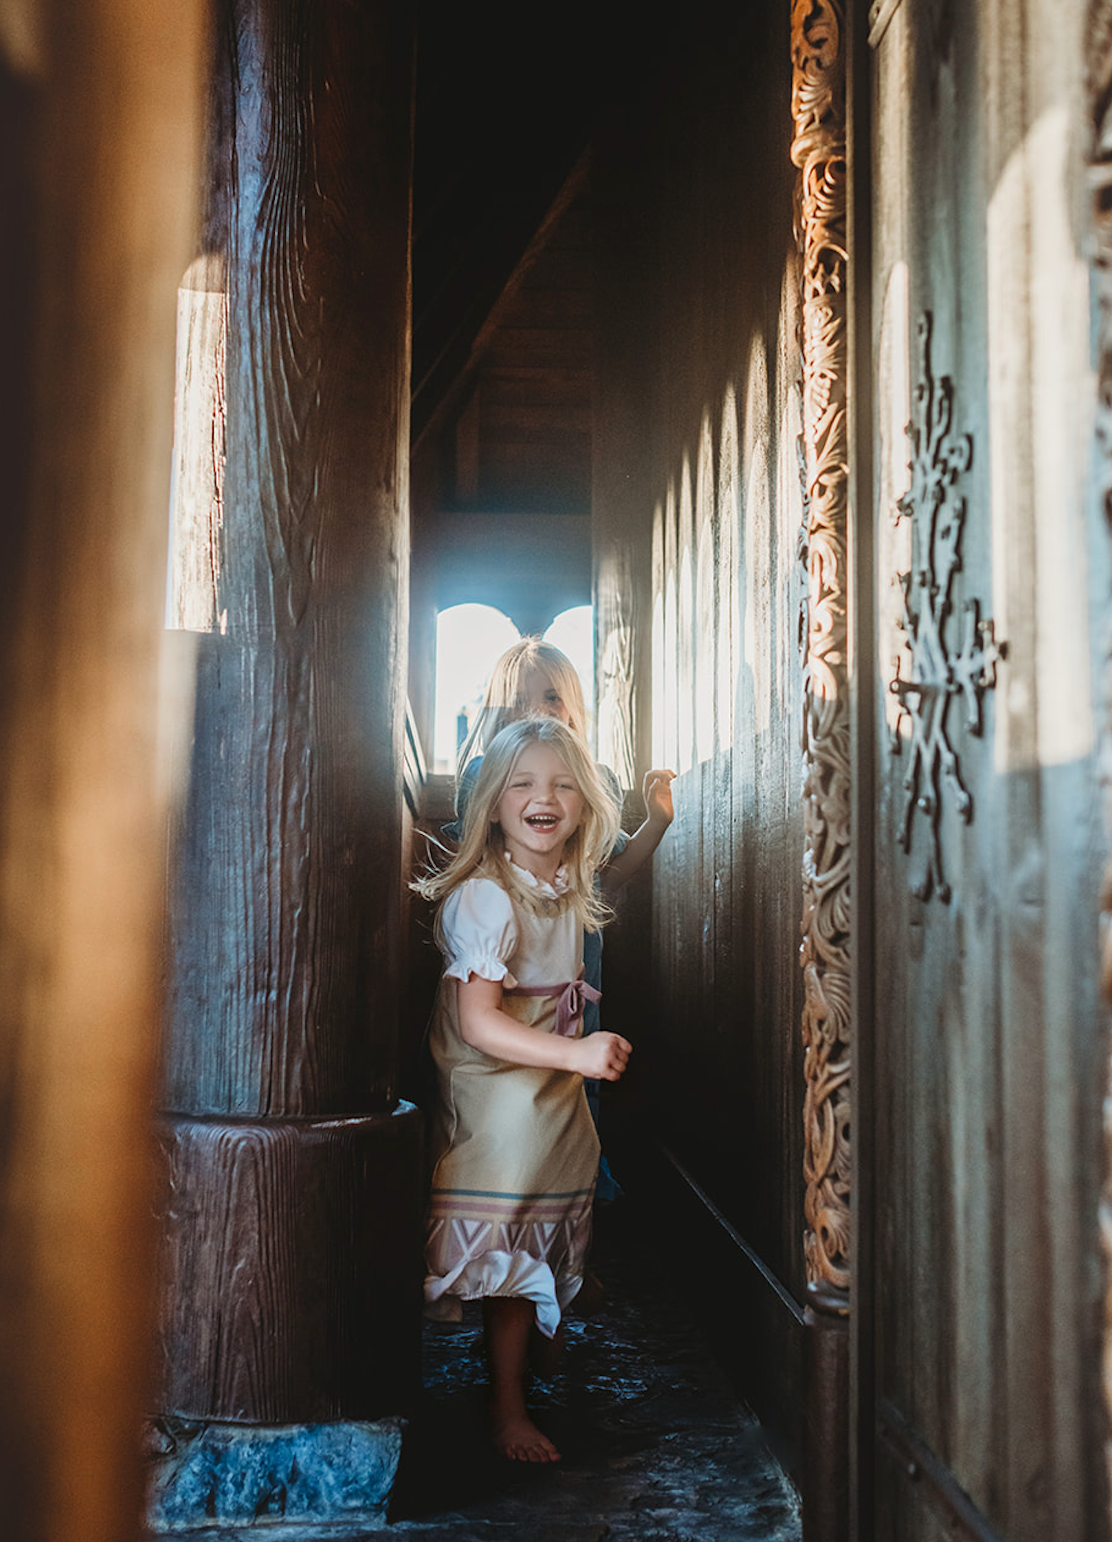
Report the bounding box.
[146,1417,404,1531]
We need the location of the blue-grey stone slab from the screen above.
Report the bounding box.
[147,1418,404,1532]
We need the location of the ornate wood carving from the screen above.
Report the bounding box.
[1085,0,1112,1484]
[888,313,1003,904]
[791,0,851,1292]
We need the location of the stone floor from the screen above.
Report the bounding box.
[159,1199,801,1541]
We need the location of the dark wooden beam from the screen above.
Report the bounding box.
[412,151,591,451]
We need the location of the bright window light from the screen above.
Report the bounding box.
[433,602,596,773]
[544,605,595,737]
[433,604,520,771]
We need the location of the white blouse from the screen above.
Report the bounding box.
[438,860,582,990]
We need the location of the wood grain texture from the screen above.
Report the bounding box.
[0,6,204,1540]
[591,2,807,1445]
[166,633,404,1114]
[160,0,419,1440]
[166,0,414,1119]
[866,1,1108,1535]
[157,1109,423,1421]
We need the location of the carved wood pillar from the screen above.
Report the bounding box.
[154,0,421,1515]
[791,2,851,1538]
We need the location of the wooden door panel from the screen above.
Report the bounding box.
[864,1,1108,1537]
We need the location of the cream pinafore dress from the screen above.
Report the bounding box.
[424,860,600,1339]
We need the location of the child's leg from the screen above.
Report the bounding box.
[482,1296,561,1463]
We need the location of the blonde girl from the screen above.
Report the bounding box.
[455,636,589,778]
[448,637,675,1214]
[415,717,629,1464]
[451,635,675,900]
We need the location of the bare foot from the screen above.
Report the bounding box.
[490,1407,562,1463]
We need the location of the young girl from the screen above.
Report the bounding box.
[452,638,593,814]
[452,635,674,896]
[415,716,629,1464]
[447,637,675,1203]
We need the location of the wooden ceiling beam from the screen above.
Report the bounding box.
[411,149,592,456]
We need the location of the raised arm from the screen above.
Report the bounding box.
[458,975,631,1081]
[600,768,676,894]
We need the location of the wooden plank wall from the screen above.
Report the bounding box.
[591,5,808,1453]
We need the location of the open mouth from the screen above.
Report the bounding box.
[524,814,560,830]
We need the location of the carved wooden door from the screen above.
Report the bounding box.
[859,2,1109,1539]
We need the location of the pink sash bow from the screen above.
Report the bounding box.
[504,971,601,1038]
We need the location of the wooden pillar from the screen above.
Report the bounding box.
[153,0,421,1521]
[791,3,851,1540]
[0,7,205,1542]
[804,1283,851,1540]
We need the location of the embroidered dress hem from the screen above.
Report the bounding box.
[425,1178,595,1339]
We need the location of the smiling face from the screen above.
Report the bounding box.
[495,739,584,882]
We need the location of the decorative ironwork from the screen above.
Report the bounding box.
[888,313,1004,904]
[791,0,851,1293]
[1085,0,1112,1476]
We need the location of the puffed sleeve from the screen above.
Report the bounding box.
[438,878,518,985]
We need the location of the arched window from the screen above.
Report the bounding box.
[433,604,520,771]
[432,602,595,773]
[543,605,595,744]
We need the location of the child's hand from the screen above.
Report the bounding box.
[642,768,676,827]
[575,1031,632,1082]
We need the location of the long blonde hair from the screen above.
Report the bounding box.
[457,637,589,777]
[417,718,619,933]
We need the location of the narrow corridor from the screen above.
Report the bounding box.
[151,1194,801,1541]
